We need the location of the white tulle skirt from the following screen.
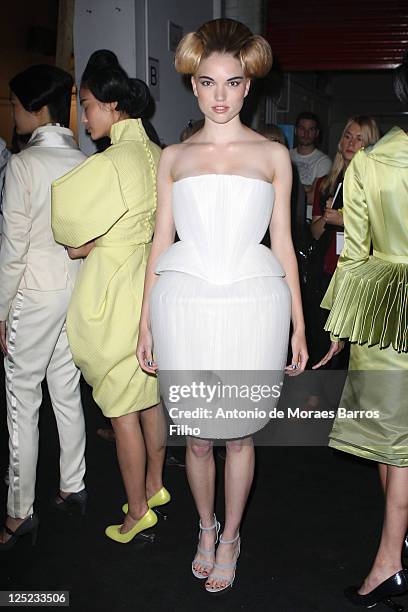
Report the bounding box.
[150,272,291,439]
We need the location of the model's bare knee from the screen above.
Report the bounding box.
[111,412,140,435]
[189,439,213,459]
[226,437,253,455]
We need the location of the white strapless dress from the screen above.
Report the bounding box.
[150,175,291,439]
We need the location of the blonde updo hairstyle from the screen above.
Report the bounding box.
[175,18,272,78]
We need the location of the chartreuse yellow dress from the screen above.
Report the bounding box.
[322,127,408,466]
[51,119,160,417]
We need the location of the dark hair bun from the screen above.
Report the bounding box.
[82,50,120,78]
[9,64,73,126]
[81,49,150,118]
[128,78,150,116]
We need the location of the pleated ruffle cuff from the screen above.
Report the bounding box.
[324,257,408,353]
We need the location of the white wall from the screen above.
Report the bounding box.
[145,1,213,145]
[74,0,138,154]
[73,0,214,154]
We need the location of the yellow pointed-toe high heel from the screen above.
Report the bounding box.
[105,508,158,544]
[121,487,171,514]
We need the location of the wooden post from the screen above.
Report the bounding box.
[56,0,75,74]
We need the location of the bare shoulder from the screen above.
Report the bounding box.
[262,140,291,174]
[246,132,290,159]
[249,139,291,181]
[157,143,185,174]
[260,139,290,158]
[159,143,184,163]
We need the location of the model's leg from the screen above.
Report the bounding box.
[206,436,255,589]
[359,465,408,594]
[140,402,166,499]
[46,319,86,498]
[378,462,388,493]
[110,411,148,532]
[186,436,216,576]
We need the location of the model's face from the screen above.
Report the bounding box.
[296,119,319,147]
[191,53,250,124]
[10,93,40,135]
[339,122,364,162]
[80,87,118,140]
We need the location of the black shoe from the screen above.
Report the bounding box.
[52,489,88,516]
[344,569,408,608]
[0,514,39,551]
[403,535,408,559]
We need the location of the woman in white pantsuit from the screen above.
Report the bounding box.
[0,65,87,549]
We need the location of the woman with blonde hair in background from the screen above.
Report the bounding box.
[307,116,380,368]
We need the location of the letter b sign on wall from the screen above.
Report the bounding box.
[149,57,160,101]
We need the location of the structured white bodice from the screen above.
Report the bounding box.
[155,174,285,284]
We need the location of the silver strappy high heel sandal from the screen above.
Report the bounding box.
[205,532,241,594]
[191,514,220,579]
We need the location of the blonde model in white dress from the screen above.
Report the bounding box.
[137,18,308,594]
[150,173,291,439]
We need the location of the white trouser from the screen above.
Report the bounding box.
[5,287,86,518]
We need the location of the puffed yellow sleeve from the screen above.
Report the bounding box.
[321,149,371,311]
[51,153,128,248]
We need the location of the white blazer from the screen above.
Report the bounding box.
[0,125,86,320]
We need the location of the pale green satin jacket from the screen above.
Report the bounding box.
[322,126,408,353]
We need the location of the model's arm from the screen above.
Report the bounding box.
[269,145,308,373]
[136,146,177,373]
[0,156,31,355]
[0,156,31,321]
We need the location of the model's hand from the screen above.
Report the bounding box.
[323,207,343,226]
[312,341,344,369]
[285,330,308,376]
[0,321,7,356]
[136,326,158,374]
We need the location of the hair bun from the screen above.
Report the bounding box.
[128,78,150,117]
[84,50,120,74]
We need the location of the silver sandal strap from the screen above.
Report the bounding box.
[199,515,218,531]
[213,560,236,570]
[207,573,234,584]
[219,532,240,545]
[197,545,215,556]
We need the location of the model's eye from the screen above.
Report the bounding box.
[200,80,213,87]
[229,81,241,87]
